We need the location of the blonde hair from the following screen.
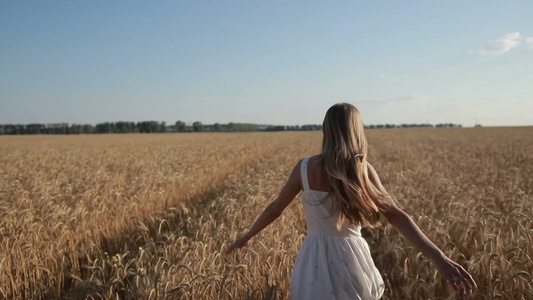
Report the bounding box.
[321,103,390,228]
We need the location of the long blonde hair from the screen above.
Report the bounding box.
[321,103,389,227]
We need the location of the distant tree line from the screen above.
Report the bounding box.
[365,123,462,129]
[0,121,461,135]
[0,123,93,135]
[0,121,169,135]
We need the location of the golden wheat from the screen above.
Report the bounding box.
[0,128,531,299]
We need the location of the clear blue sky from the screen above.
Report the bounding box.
[1,0,532,127]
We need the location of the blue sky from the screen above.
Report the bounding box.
[1,1,532,127]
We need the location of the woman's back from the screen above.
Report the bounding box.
[301,155,362,237]
[290,156,385,300]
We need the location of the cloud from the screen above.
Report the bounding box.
[527,37,533,50]
[473,32,521,54]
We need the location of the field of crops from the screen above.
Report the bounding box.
[1,127,531,299]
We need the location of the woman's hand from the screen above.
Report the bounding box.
[225,237,248,255]
[434,255,477,294]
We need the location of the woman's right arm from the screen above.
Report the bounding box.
[225,160,302,255]
[367,163,477,295]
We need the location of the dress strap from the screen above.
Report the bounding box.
[301,157,310,191]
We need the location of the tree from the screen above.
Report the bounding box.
[26,124,46,134]
[193,121,203,132]
[115,121,131,133]
[175,121,186,132]
[138,121,161,133]
[214,123,222,132]
[82,124,94,134]
[69,124,82,134]
[95,122,112,133]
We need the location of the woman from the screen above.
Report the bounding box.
[226,103,476,299]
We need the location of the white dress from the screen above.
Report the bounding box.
[290,157,385,300]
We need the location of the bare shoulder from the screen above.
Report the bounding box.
[289,158,303,185]
[305,154,330,191]
[305,154,324,173]
[366,161,378,175]
[307,154,323,165]
[366,162,384,190]
[366,162,387,194]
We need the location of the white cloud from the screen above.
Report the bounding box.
[473,32,521,54]
[526,37,533,50]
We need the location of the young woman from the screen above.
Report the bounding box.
[226,103,476,299]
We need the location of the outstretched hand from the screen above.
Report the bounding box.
[225,237,248,255]
[434,255,477,294]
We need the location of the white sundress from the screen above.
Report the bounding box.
[290,157,385,300]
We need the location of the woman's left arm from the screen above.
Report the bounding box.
[226,160,302,255]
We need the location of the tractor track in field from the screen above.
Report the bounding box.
[60,134,313,300]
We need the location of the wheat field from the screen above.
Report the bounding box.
[0,127,531,299]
